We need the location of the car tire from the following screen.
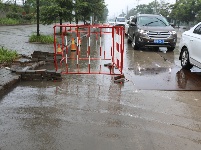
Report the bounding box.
[180,48,193,70]
[132,36,139,50]
[167,47,175,51]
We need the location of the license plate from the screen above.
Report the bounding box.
[154,39,164,44]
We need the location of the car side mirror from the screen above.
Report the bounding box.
[170,23,175,28]
[130,21,136,26]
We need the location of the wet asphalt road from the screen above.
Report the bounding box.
[0,24,201,150]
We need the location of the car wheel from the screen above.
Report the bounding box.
[180,48,193,70]
[132,36,139,50]
[167,47,175,51]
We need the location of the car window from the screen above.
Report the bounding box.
[116,18,125,22]
[138,16,169,27]
[193,24,201,34]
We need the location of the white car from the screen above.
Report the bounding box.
[125,16,134,35]
[179,22,201,70]
[108,19,115,25]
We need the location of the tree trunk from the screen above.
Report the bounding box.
[36,0,40,36]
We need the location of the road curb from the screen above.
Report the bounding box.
[0,51,62,93]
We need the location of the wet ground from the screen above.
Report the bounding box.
[0,24,201,150]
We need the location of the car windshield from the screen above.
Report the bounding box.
[116,17,125,22]
[138,16,169,27]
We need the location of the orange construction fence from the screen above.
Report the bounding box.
[53,24,124,75]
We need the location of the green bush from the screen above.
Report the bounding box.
[0,47,18,63]
[23,14,33,21]
[29,34,54,44]
[0,18,20,25]
[6,12,22,20]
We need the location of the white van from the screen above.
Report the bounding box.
[114,17,126,27]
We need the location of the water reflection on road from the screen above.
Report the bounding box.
[1,27,201,150]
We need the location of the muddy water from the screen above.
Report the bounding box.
[1,27,201,150]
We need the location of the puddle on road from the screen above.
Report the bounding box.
[124,43,201,91]
[6,28,201,92]
[125,66,201,91]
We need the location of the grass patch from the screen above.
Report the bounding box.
[29,34,54,44]
[55,31,70,36]
[0,47,18,64]
[0,18,20,25]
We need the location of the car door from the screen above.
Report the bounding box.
[128,17,137,41]
[125,20,129,34]
[190,24,201,65]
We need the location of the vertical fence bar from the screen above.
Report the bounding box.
[99,27,102,73]
[53,26,58,71]
[88,26,91,73]
[53,24,123,75]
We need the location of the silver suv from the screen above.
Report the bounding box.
[127,14,177,51]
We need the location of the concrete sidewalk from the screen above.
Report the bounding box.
[0,68,20,93]
[0,26,184,93]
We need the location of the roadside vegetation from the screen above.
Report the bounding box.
[0,46,18,64]
[0,0,108,42]
[0,1,35,25]
[1,0,201,28]
[0,18,20,25]
[1,0,200,43]
[29,34,54,44]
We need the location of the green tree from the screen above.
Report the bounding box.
[74,0,89,24]
[74,0,107,24]
[136,4,153,14]
[170,0,198,25]
[39,0,73,33]
[91,0,107,22]
[158,0,172,18]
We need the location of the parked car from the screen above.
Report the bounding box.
[127,14,177,51]
[179,22,201,70]
[108,19,115,25]
[125,16,134,35]
[114,17,126,27]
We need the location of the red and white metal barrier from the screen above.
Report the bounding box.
[53,24,124,75]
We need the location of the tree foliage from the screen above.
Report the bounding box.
[23,0,107,25]
[40,0,74,25]
[125,0,201,25]
[126,0,171,18]
[74,0,107,24]
[170,0,201,24]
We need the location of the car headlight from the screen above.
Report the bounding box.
[138,29,148,35]
[170,31,177,35]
